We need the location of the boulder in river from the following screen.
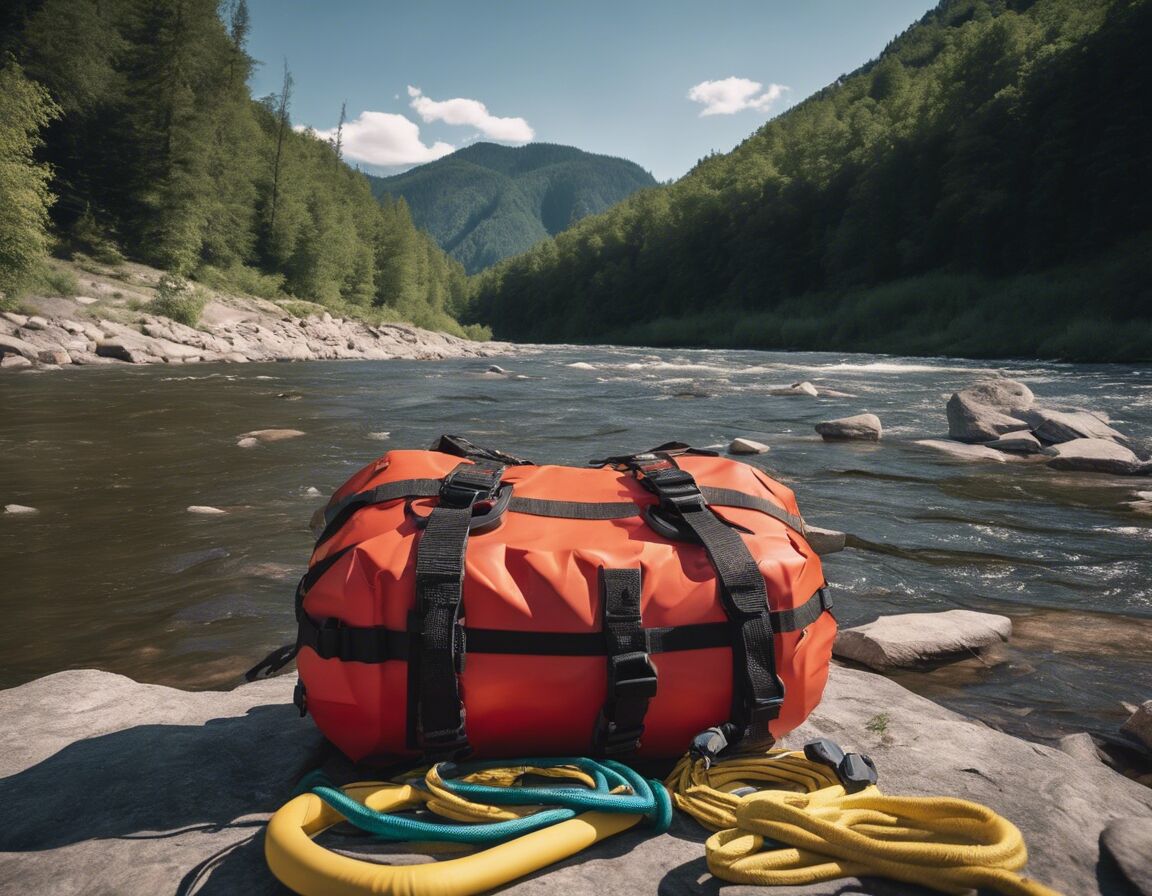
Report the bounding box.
[815,413,882,441]
[804,526,846,555]
[833,609,1012,670]
[186,505,226,515]
[1045,438,1147,475]
[986,430,1043,454]
[957,378,1035,413]
[4,504,39,515]
[1123,700,1152,750]
[946,392,1028,442]
[770,381,819,397]
[728,437,769,455]
[241,429,305,443]
[1025,408,1130,446]
[0,354,32,369]
[567,362,596,370]
[916,438,1037,463]
[0,666,1148,895]
[236,437,262,449]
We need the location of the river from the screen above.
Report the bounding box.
[2,346,1150,745]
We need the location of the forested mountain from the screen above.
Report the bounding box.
[470,0,1152,361]
[0,0,475,335]
[366,143,656,273]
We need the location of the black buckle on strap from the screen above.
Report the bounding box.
[749,693,786,724]
[439,467,502,508]
[608,650,658,700]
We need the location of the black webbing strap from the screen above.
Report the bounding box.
[700,487,806,535]
[431,434,534,466]
[507,497,639,519]
[316,479,442,547]
[410,461,505,758]
[631,456,786,742]
[594,569,657,756]
[290,586,831,664]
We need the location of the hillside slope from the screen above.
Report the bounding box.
[367,143,657,273]
[469,0,1152,362]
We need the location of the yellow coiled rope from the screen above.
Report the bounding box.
[666,748,1065,896]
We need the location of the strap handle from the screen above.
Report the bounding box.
[594,568,657,756]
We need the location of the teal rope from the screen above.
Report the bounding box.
[305,757,672,845]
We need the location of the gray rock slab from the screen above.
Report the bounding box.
[1123,700,1152,750]
[805,526,846,555]
[769,381,819,397]
[987,430,1044,453]
[729,437,769,455]
[833,609,1012,670]
[946,392,1028,442]
[1101,817,1152,896]
[815,413,882,441]
[917,438,1017,463]
[1026,408,1130,445]
[1045,438,1146,475]
[1,667,1150,895]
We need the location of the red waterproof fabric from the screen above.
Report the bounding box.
[298,450,834,761]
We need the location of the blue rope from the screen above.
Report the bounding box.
[306,758,672,845]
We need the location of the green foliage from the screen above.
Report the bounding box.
[0,57,60,299]
[367,143,657,273]
[471,0,1152,361]
[151,273,207,327]
[4,0,473,334]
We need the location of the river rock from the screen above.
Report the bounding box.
[1,666,1147,895]
[1025,408,1129,445]
[567,362,596,370]
[917,439,1017,463]
[946,392,1028,442]
[1045,438,1146,475]
[833,609,1012,670]
[805,526,846,555]
[815,413,882,441]
[729,437,769,455]
[366,431,390,441]
[236,437,262,449]
[1,311,29,327]
[1102,818,1152,896]
[770,381,819,397]
[957,378,1035,413]
[241,429,305,443]
[187,505,227,515]
[3,504,39,515]
[36,349,71,366]
[986,430,1043,453]
[0,355,32,369]
[486,364,509,374]
[1058,732,1106,765]
[0,333,40,359]
[23,315,49,330]
[1122,701,1152,750]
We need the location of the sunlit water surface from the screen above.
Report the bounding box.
[2,346,1151,744]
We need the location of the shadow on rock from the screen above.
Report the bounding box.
[0,702,319,852]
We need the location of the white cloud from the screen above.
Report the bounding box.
[407,86,534,143]
[311,111,454,167]
[687,77,789,116]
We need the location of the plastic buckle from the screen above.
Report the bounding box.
[598,720,646,756]
[608,651,658,699]
[749,691,786,724]
[803,738,879,793]
[421,725,471,760]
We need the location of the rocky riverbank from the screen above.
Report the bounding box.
[0,666,1148,895]
[0,261,511,369]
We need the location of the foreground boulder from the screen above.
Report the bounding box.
[0,667,1148,895]
[4,666,1152,895]
[986,430,1044,453]
[728,437,769,455]
[833,609,1012,670]
[815,413,882,442]
[1045,438,1148,475]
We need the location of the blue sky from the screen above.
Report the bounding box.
[246,1,935,182]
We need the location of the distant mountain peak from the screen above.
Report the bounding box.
[367,142,656,273]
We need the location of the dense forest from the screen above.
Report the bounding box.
[469,0,1152,361]
[367,143,656,274]
[0,0,479,336]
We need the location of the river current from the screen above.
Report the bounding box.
[2,346,1150,744]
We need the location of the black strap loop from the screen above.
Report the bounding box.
[410,461,505,758]
[631,454,786,743]
[594,568,656,756]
